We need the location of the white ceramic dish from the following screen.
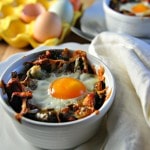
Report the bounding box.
[71,0,150,44]
[0,43,115,150]
[103,0,150,38]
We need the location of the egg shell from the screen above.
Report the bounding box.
[33,12,62,43]
[20,3,46,23]
[49,0,74,24]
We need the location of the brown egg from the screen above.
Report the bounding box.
[20,3,46,23]
[70,0,82,11]
[33,12,62,43]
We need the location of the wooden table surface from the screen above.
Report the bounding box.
[0,31,90,62]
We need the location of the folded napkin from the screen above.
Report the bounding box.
[76,32,150,150]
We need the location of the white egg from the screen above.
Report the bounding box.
[30,72,98,110]
[49,0,74,24]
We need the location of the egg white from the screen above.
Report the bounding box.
[30,72,98,110]
[120,2,150,16]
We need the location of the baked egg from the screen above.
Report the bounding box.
[30,72,98,110]
[120,1,150,16]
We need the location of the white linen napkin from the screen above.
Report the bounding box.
[76,32,150,150]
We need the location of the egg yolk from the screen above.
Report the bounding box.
[49,77,86,99]
[132,3,150,13]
